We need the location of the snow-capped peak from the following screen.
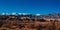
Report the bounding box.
[36,14,40,16]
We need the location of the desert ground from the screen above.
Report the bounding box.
[0,15,60,30]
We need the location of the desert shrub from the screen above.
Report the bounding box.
[37,19,46,22]
[0,22,3,27]
[18,24,25,29]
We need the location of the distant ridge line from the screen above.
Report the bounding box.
[0,13,41,16]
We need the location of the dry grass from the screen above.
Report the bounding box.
[0,16,60,30]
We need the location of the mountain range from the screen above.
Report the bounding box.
[0,13,60,19]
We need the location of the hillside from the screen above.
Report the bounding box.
[0,13,60,30]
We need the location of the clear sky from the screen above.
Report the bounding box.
[0,0,60,14]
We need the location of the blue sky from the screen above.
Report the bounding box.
[0,0,60,14]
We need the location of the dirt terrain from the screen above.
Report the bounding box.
[0,15,60,30]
